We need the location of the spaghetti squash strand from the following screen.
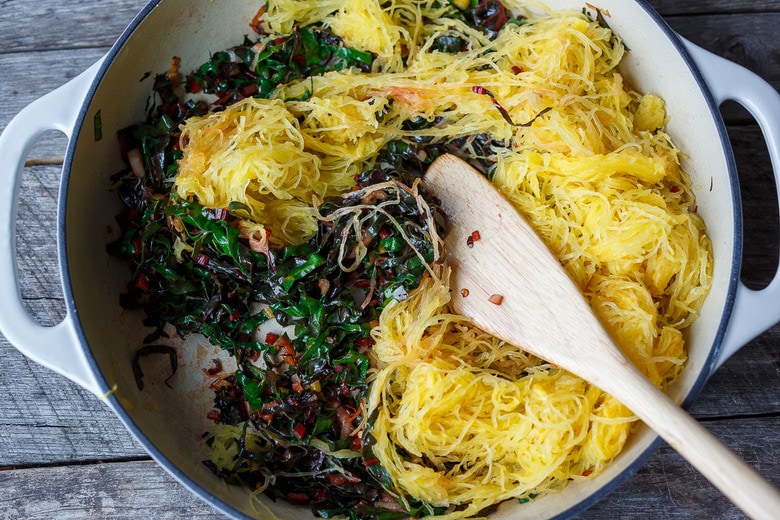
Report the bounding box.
[166,2,712,517]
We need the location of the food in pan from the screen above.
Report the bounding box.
[109,1,712,518]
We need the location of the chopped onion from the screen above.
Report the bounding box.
[127,148,145,178]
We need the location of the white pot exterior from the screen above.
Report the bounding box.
[57,1,748,518]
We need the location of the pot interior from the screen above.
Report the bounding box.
[62,0,737,518]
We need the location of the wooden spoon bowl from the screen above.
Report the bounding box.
[423,153,780,520]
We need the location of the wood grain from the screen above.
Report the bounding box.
[0,460,219,520]
[647,0,780,15]
[0,0,777,519]
[0,0,147,52]
[667,13,780,94]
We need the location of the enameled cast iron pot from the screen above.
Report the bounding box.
[1,1,779,518]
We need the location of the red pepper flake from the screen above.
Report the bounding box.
[582,469,593,477]
[286,491,309,504]
[134,273,150,291]
[203,359,223,377]
[131,235,143,257]
[466,229,481,248]
[461,288,470,298]
[364,457,379,466]
[293,422,307,440]
[670,185,680,193]
[512,65,524,74]
[206,409,222,423]
[488,294,504,305]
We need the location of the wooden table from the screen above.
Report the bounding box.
[0,1,777,518]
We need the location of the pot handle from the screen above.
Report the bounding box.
[682,39,780,370]
[0,59,105,396]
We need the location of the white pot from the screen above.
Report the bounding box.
[1,0,779,518]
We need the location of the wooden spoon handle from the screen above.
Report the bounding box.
[597,359,780,520]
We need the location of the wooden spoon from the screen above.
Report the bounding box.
[423,153,780,520]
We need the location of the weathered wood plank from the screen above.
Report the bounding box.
[3,21,779,133]
[0,0,147,53]
[0,0,777,54]
[730,125,780,290]
[663,13,780,93]
[0,333,148,466]
[0,416,775,519]
[0,48,107,132]
[0,460,220,520]
[647,0,780,15]
[15,163,68,309]
[689,328,780,417]
[586,417,780,519]
[0,0,777,519]
[0,0,778,52]
[1,144,143,465]
[0,41,149,468]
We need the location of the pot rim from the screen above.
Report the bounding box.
[56,0,743,518]
[62,2,257,517]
